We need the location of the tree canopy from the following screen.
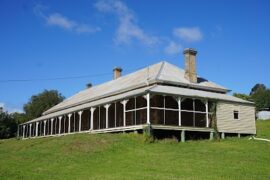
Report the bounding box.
[233,83,270,111]
[232,93,251,101]
[23,90,64,121]
[0,111,17,139]
[250,83,267,95]
[250,87,270,110]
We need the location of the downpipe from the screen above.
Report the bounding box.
[249,136,270,142]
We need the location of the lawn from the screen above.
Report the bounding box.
[0,120,270,180]
[256,119,270,138]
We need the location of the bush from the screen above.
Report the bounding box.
[143,125,154,143]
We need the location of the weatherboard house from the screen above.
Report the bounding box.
[19,49,256,141]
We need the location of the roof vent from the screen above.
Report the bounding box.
[113,67,122,80]
[183,48,197,83]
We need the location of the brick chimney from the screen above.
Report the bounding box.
[113,67,122,80]
[183,48,197,83]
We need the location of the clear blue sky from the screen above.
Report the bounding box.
[0,0,269,113]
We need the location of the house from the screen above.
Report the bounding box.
[257,108,270,120]
[18,48,256,141]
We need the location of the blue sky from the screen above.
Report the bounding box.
[0,0,270,113]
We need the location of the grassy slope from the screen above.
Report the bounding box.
[0,121,270,180]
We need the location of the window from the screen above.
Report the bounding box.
[150,95,164,107]
[181,98,193,110]
[125,96,147,126]
[234,111,239,119]
[150,95,179,125]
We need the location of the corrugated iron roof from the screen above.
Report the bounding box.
[23,86,153,124]
[43,61,228,115]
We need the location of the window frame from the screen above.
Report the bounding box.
[233,110,239,120]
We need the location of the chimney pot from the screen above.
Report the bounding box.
[183,48,197,56]
[113,67,122,79]
[183,48,198,83]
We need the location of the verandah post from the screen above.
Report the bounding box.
[43,120,47,136]
[36,122,39,137]
[68,114,72,133]
[29,123,32,137]
[50,118,54,135]
[121,100,128,127]
[90,107,96,131]
[178,97,181,126]
[58,116,62,134]
[147,93,150,125]
[205,100,209,128]
[78,111,83,132]
[104,104,111,129]
[23,125,25,139]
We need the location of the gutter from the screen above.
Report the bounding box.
[155,79,229,94]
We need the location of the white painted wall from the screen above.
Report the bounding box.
[216,101,256,134]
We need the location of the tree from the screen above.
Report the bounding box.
[233,83,270,111]
[248,84,270,111]
[250,83,266,95]
[210,102,220,141]
[233,93,251,101]
[12,112,28,124]
[0,111,17,139]
[250,88,270,111]
[23,90,64,121]
[1,89,64,139]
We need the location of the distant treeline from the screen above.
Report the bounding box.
[0,90,64,139]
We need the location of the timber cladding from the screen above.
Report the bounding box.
[216,102,256,134]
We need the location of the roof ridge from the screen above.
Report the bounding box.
[155,61,166,81]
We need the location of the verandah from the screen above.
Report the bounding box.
[19,93,213,139]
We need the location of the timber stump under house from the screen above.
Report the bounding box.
[19,48,256,141]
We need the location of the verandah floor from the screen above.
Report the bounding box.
[22,124,214,140]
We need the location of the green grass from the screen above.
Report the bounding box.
[0,121,270,180]
[256,119,270,138]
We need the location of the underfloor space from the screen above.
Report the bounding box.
[153,129,212,141]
